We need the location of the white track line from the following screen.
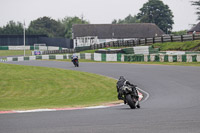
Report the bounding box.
[15,109,56,113]
[136,87,150,103]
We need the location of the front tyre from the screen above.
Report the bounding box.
[126,95,136,109]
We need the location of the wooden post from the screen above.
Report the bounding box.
[103,42,106,48]
[153,37,155,44]
[145,38,147,45]
[181,35,183,42]
[161,36,163,43]
[171,36,173,42]
[193,34,195,40]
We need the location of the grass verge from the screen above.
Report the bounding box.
[0,63,117,110]
[152,40,200,51]
[0,50,32,57]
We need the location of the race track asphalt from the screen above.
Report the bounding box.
[0,60,200,133]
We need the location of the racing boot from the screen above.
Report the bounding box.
[118,93,123,100]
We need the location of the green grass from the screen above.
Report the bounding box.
[152,40,200,51]
[79,49,96,53]
[0,50,32,56]
[0,63,117,110]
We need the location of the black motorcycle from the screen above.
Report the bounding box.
[119,84,140,109]
[72,58,79,67]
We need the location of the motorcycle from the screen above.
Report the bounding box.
[120,84,140,109]
[72,58,79,67]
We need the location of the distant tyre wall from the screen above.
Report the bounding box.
[2,53,94,62]
[0,46,65,51]
[93,53,123,62]
[0,46,30,50]
[5,54,70,62]
[122,46,159,54]
[1,53,200,62]
[124,54,200,62]
[93,53,200,62]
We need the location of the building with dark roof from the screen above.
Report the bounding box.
[72,23,164,48]
[188,22,200,34]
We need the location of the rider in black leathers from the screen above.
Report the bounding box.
[71,54,78,65]
[116,76,139,100]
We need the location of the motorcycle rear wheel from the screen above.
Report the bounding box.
[126,95,136,109]
[74,62,79,67]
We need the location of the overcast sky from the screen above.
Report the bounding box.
[0,0,198,31]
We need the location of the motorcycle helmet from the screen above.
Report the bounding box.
[119,76,124,80]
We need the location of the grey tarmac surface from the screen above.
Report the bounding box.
[1,60,200,133]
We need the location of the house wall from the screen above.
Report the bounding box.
[74,36,98,48]
[74,36,136,48]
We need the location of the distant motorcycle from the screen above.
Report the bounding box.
[119,84,140,109]
[72,58,79,67]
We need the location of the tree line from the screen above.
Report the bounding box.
[0,0,199,38]
[0,16,89,38]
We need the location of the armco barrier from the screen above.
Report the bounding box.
[94,53,200,62]
[0,45,67,51]
[1,53,200,62]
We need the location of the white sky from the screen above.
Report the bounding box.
[0,0,198,31]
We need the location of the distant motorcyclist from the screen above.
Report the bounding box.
[71,54,79,67]
[116,76,139,100]
[71,53,78,61]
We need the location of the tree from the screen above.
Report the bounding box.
[0,16,89,38]
[171,30,187,36]
[0,27,3,34]
[137,0,174,33]
[28,16,65,37]
[112,14,140,24]
[191,0,200,20]
[62,16,89,38]
[0,21,24,35]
